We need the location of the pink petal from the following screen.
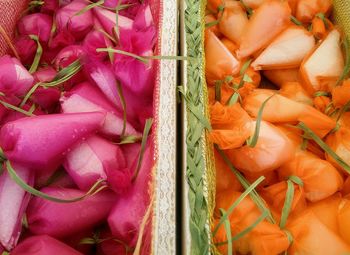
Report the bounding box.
[56,0,93,40]
[27,188,116,238]
[0,163,33,250]
[32,87,61,110]
[33,66,57,83]
[41,0,59,14]
[15,36,37,66]
[133,4,154,30]
[0,55,34,97]
[54,45,86,69]
[17,14,53,43]
[83,30,112,61]
[11,235,83,255]
[0,112,106,171]
[60,82,139,137]
[108,142,153,246]
[63,135,126,190]
[49,30,76,50]
[93,7,133,36]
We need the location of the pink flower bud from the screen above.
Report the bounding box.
[17,14,53,43]
[41,0,59,14]
[83,30,112,60]
[108,143,153,246]
[15,36,37,66]
[133,4,154,30]
[0,55,34,97]
[63,135,126,190]
[56,0,94,40]
[32,87,61,110]
[11,235,83,255]
[33,67,57,83]
[60,82,139,137]
[27,188,116,238]
[0,112,106,171]
[93,7,133,36]
[55,45,86,69]
[0,163,33,250]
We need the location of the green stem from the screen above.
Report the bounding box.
[28,35,43,74]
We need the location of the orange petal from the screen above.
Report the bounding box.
[227,120,295,174]
[338,198,350,245]
[205,14,221,37]
[326,127,350,173]
[237,0,291,59]
[218,1,248,45]
[252,26,315,70]
[221,37,238,56]
[205,30,240,85]
[279,151,344,202]
[300,29,344,94]
[296,0,332,23]
[287,210,350,255]
[311,17,327,39]
[332,79,350,108]
[343,176,350,197]
[263,68,300,88]
[313,95,331,113]
[280,81,313,105]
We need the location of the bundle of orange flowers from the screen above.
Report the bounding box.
[205,0,350,254]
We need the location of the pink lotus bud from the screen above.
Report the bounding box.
[56,0,94,40]
[63,135,126,190]
[17,14,53,43]
[0,55,34,97]
[33,67,57,83]
[93,7,133,36]
[108,143,153,246]
[0,96,21,123]
[55,45,86,69]
[133,4,154,30]
[15,36,37,65]
[60,82,139,137]
[0,163,33,250]
[11,235,83,255]
[83,30,112,60]
[27,188,116,238]
[0,103,44,124]
[0,112,105,171]
[114,26,156,96]
[41,0,59,14]
[32,87,61,110]
[49,30,76,50]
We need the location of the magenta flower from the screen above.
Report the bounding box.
[15,36,37,65]
[33,67,57,82]
[32,87,61,110]
[114,25,156,96]
[17,14,53,43]
[0,112,106,171]
[60,82,139,137]
[27,188,116,238]
[11,235,83,255]
[83,30,112,60]
[133,4,154,30]
[54,45,86,69]
[108,143,153,246]
[0,55,34,97]
[93,7,133,36]
[0,163,33,250]
[56,0,93,40]
[63,135,126,190]
[41,0,59,14]
[49,30,76,50]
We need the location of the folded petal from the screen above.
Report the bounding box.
[27,188,116,238]
[11,235,83,255]
[0,112,105,171]
[17,13,53,43]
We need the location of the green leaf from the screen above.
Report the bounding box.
[132,119,153,181]
[116,81,127,138]
[220,208,233,255]
[215,211,268,246]
[22,214,28,229]
[1,251,9,255]
[279,180,295,229]
[205,5,225,28]
[79,237,96,245]
[0,99,35,117]
[314,91,330,97]
[246,94,275,147]
[336,37,350,86]
[118,135,142,144]
[28,35,43,74]
[6,161,108,203]
[240,0,253,16]
[290,15,303,26]
[20,82,42,107]
[315,12,329,29]
[215,81,222,102]
[215,145,276,224]
[96,48,149,63]
[240,59,252,76]
[226,92,240,106]
[213,176,265,236]
[243,73,253,83]
[297,122,350,174]
[74,0,104,16]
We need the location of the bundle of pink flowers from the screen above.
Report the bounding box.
[0,0,158,254]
